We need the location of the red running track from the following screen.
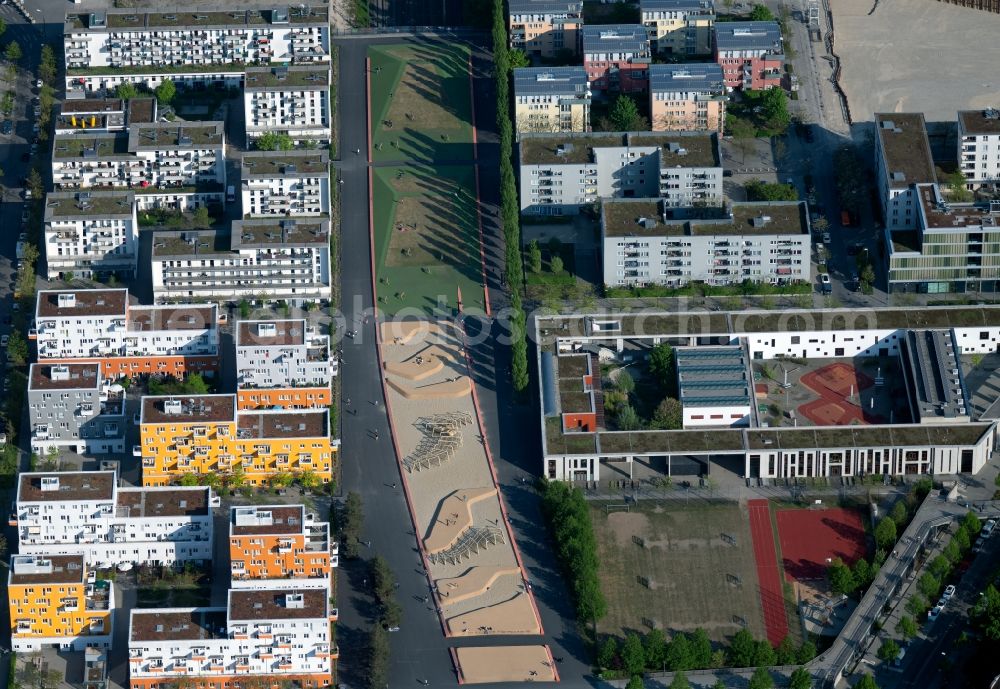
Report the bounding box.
[747,499,789,646]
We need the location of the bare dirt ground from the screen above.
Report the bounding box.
[832,0,1000,121]
[592,502,768,642]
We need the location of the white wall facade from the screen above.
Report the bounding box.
[44,205,139,279]
[682,403,750,428]
[242,175,329,217]
[244,87,331,141]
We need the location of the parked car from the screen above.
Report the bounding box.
[35,78,44,89]
[974,536,986,552]
[984,519,997,537]
[943,584,957,600]
[1,335,8,348]
[819,273,832,294]
[928,605,942,622]
[0,120,11,135]
[822,232,832,244]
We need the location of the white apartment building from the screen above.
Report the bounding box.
[519,131,722,215]
[43,190,138,280]
[874,113,937,231]
[244,65,332,142]
[236,319,336,404]
[63,7,330,73]
[27,363,126,455]
[151,220,332,304]
[241,151,330,217]
[958,108,1000,187]
[601,199,811,287]
[14,471,216,567]
[52,122,225,197]
[67,69,245,99]
[128,589,333,686]
[33,289,220,379]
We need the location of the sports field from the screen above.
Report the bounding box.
[776,506,868,582]
[369,42,474,163]
[590,502,767,643]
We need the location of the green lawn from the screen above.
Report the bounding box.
[368,42,474,163]
[371,165,485,316]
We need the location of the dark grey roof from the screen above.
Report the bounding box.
[514,67,590,97]
[582,24,650,54]
[649,63,725,93]
[641,0,714,11]
[714,21,782,52]
[902,329,970,421]
[508,0,582,13]
[676,346,751,407]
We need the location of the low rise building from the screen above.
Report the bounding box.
[713,21,783,90]
[675,345,752,428]
[55,97,157,134]
[957,108,1000,187]
[874,113,937,231]
[519,131,722,215]
[128,588,334,689]
[582,24,651,93]
[508,0,584,58]
[43,190,138,280]
[600,199,811,287]
[513,66,591,135]
[229,505,335,590]
[236,319,335,410]
[150,220,332,304]
[28,363,125,455]
[241,151,329,217]
[34,289,220,378]
[649,63,726,133]
[14,471,215,567]
[139,395,334,486]
[886,183,1000,294]
[640,0,715,56]
[244,65,332,142]
[9,554,112,652]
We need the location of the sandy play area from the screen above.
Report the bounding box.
[452,646,557,684]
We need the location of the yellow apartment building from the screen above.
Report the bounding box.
[513,67,591,135]
[140,395,333,487]
[641,0,715,56]
[509,0,583,58]
[229,505,334,590]
[649,63,727,133]
[9,554,113,651]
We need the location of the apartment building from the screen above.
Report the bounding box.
[128,588,334,689]
[513,66,591,136]
[28,363,125,455]
[236,319,335,410]
[63,7,330,73]
[9,554,112,652]
[68,69,245,99]
[601,199,811,287]
[139,395,334,486]
[34,289,219,378]
[244,65,332,142]
[52,122,225,199]
[958,108,1000,187]
[874,113,937,231]
[519,131,723,215]
[582,24,651,93]
[150,220,332,304]
[229,505,334,590]
[508,0,583,58]
[641,0,715,56]
[241,151,329,217]
[43,190,138,280]
[649,63,726,133]
[55,97,157,134]
[713,21,783,90]
[14,471,215,566]
[886,183,1000,294]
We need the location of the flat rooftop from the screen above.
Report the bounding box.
[36,289,128,319]
[903,329,969,421]
[141,395,236,425]
[642,0,714,10]
[18,471,115,503]
[116,487,210,518]
[228,588,327,621]
[28,363,101,391]
[520,131,718,167]
[230,505,305,536]
[649,63,725,93]
[237,320,307,347]
[244,65,330,90]
[513,66,589,96]
[152,230,230,258]
[128,122,224,150]
[128,306,216,332]
[917,184,1000,229]
[241,152,329,177]
[557,353,594,415]
[714,21,783,51]
[602,200,807,237]
[44,191,134,219]
[53,133,130,159]
[66,7,328,31]
[10,554,86,586]
[875,113,936,189]
[127,98,157,125]
[236,410,328,439]
[130,609,228,643]
[582,24,650,54]
[508,0,583,13]
[676,346,751,408]
[959,109,1000,136]
[232,219,330,248]
[60,98,124,114]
